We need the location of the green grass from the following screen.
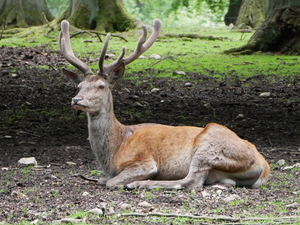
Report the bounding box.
[1,27,299,82]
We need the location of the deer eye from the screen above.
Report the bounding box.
[98,84,105,89]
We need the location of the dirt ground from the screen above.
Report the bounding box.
[0,46,299,224]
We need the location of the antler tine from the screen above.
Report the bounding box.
[59,20,93,76]
[98,33,111,74]
[98,32,126,75]
[123,19,162,65]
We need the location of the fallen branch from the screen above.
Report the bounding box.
[70,31,127,42]
[73,174,98,183]
[151,56,181,66]
[119,213,300,223]
[70,31,94,39]
[119,212,240,222]
[242,216,300,222]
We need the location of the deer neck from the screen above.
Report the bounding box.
[87,96,126,177]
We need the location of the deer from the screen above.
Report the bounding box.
[59,19,270,190]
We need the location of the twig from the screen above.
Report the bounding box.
[151,56,181,66]
[242,216,300,221]
[70,31,94,39]
[73,174,98,183]
[70,30,127,42]
[0,19,6,40]
[119,212,240,222]
[42,12,53,31]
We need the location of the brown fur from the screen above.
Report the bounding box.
[59,19,270,189]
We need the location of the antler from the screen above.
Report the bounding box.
[98,19,162,75]
[59,20,93,76]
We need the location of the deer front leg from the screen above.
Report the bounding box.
[106,160,158,188]
[126,145,216,189]
[126,166,211,190]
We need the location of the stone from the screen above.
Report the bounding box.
[18,157,37,166]
[66,161,77,166]
[259,92,271,97]
[149,54,161,59]
[120,203,131,209]
[201,190,210,198]
[151,88,160,93]
[138,201,152,208]
[82,191,91,197]
[223,194,240,202]
[184,82,192,87]
[89,208,103,215]
[173,71,186,76]
[277,159,286,166]
[236,114,244,119]
[228,23,234,30]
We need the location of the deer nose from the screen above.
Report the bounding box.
[72,97,82,105]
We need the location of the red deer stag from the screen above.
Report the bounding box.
[59,19,270,189]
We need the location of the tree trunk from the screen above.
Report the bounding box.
[235,0,266,28]
[0,0,54,28]
[58,0,136,32]
[224,0,243,25]
[225,0,300,54]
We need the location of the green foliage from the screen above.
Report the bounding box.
[46,0,68,17]
[124,0,229,27]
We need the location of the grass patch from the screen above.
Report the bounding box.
[2,27,300,82]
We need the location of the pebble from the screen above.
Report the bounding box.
[149,54,161,59]
[18,157,38,166]
[184,82,192,87]
[201,190,210,198]
[173,71,186,76]
[120,203,131,209]
[259,92,271,97]
[138,201,152,208]
[82,191,91,197]
[151,88,160,93]
[277,159,286,166]
[236,114,244,119]
[223,194,240,202]
[89,208,103,215]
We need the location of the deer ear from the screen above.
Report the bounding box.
[62,68,82,87]
[109,62,125,88]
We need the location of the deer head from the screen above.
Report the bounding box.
[59,19,162,114]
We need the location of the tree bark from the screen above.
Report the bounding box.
[235,0,266,28]
[224,0,243,25]
[225,0,300,54]
[58,0,137,32]
[0,0,54,28]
